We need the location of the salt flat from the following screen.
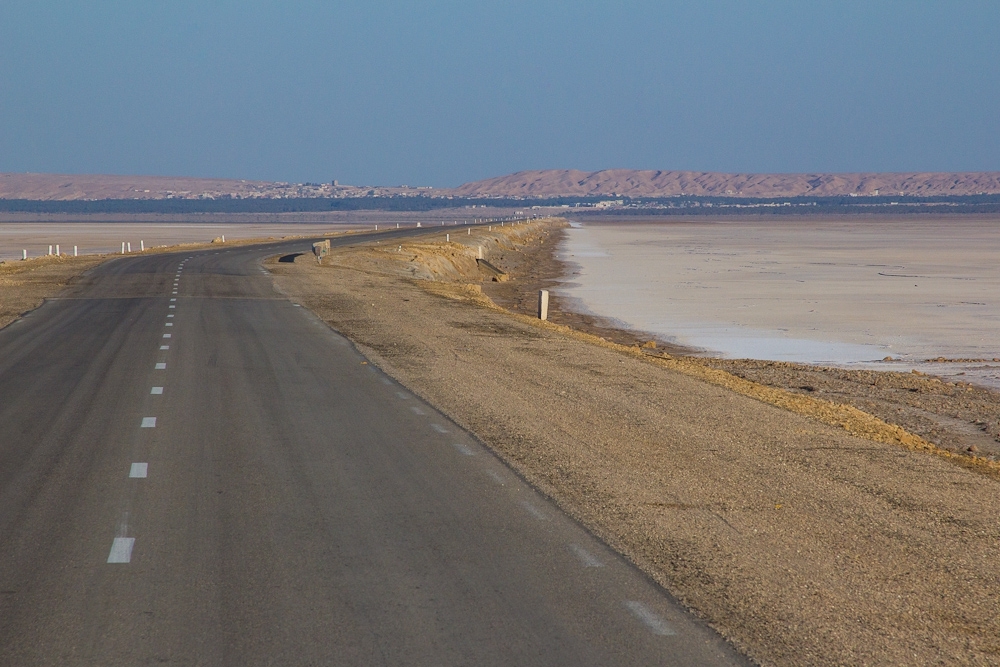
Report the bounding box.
[558,217,1000,385]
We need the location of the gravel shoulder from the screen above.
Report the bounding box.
[271,220,1000,666]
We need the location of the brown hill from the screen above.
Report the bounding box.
[0,172,277,200]
[451,169,1000,198]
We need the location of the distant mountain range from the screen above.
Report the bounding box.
[451,169,1000,198]
[3,169,1000,201]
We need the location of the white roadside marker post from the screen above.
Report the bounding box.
[478,246,482,259]
[55,245,60,256]
[21,250,27,260]
[127,242,131,253]
[446,234,449,242]
[121,242,126,254]
[74,246,78,256]
[538,290,549,321]
[48,245,52,255]
[140,240,144,251]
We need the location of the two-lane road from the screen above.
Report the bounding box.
[0,232,749,665]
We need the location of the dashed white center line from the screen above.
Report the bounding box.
[160,345,169,350]
[170,298,176,302]
[167,314,174,318]
[107,537,135,563]
[155,363,166,369]
[431,423,448,434]
[129,462,148,478]
[485,469,505,485]
[141,417,156,428]
[569,544,604,567]
[169,305,176,309]
[150,387,163,394]
[163,334,171,338]
[165,322,173,326]
[410,406,425,415]
[396,391,409,399]
[452,443,475,456]
[624,601,676,636]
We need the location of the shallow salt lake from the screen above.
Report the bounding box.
[557,218,1000,388]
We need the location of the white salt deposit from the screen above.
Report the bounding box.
[557,218,1000,388]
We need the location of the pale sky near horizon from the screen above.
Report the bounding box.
[1,1,998,187]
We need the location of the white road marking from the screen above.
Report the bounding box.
[172,291,177,294]
[150,387,163,394]
[141,417,156,428]
[160,345,169,350]
[520,500,548,521]
[624,601,676,636]
[396,392,409,399]
[167,314,174,318]
[155,363,166,369]
[130,462,148,478]
[107,537,135,563]
[410,406,425,415]
[569,544,603,567]
[379,377,392,385]
[163,334,171,338]
[452,443,475,456]
[170,298,176,302]
[165,322,173,326]
[169,305,175,309]
[431,423,448,434]
[485,469,505,485]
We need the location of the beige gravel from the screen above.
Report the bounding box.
[271,221,1000,666]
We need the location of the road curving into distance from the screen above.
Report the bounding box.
[0,228,750,665]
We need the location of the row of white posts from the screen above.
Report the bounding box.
[117,240,146,254]
[20,245,78,259]
[19,240,149,260]
[372,214,536,233]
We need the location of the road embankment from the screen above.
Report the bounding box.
[270,218,1000,666]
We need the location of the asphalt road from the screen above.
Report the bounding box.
[0,229,751,665]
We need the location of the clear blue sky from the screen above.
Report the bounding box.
[1,1,998,187]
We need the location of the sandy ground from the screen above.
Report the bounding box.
[268,219,1000,666]
[557,219,1000,389]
